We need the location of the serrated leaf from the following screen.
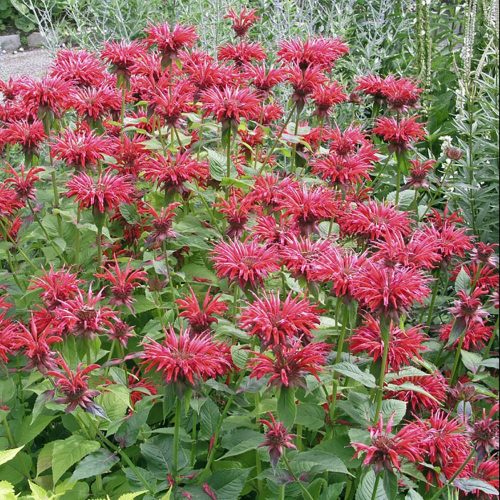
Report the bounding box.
[333,362,377,388]
[118,491,148,500]
[0,447,23,467]
[405,489,424,500]
[356,469,388,500]
[290,450,350,475]
[454,478,499,495]
[71,449,119,480]
[230,345,248,369]
[0,480,16,500]
[446,318,466,347]
[455,267,471,293]
[277,387,296,428]
[206,468,251,500]
[52,435,100,484]
[460,350,483,373]
[379,399,408,425]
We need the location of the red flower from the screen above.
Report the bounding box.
[141,326,232,385]
[259,413,297,467]
[248,173,299,209]
[145,202,181,248]
[258,103,284,124]
[243,64,287,94]
[439,321,493,351]
[380,76,422,111]
[108,134,149,177]
[373,116,426,152]
[351,260,430,317]
[52,127,111,170]
[66,170,134,213]
[48,357,101,414]
[211,239,280,288]
[108,319,134,347]
[240,292,321,347]
[145,23,198,60]
[218,41,266,66]
[338,201,411,241]
[201,86,260,124]
[279,236,334,281]
[142,150,208,194]
[350,315,427,371]
[150,80,196,126]
[470,242,499,268]
[30,267,83,309]
[406,159,435,189]
[469,404,499,459]
[101,41,146,75]
[276,184,338,236]
[452,263,499,291]
[128,368,157,408]
[287,64,326,107]
[355,74,387,100]
[449,288,489,326]
[278,37,348,70]
[176,287,228,333]
[216,190,254,238]
[311,82,347,117]
[252,214,299,246]
[0,313,18,362]
[4,164,44,201]
[351,416,426,473]
[224,8,259,37]
[56,286,118,339]
[408,411,472,485]
[250,340,330,388]
[0,184,24,217]
[421,218,473,261]
[385,372,448,411]
[5,119,46,153]
[50,49,107,87]
[21,75,73,117]
[71,85,122,121]
[12,314,62,372]
[95,258,147,311]
[472,459,500,499]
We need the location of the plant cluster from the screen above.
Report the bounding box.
[0,7,498,500]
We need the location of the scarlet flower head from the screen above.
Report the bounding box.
[66,170,134,213]
[406,159,435,189]
[30,267,83,309]
[449,287,489,326]
[218,41,266,66]
[240,291,321,348]
[149,80,196,126]
[211,239,280,289]
[350,315,427,371]
[201,86,260,125]
[472,459,500,499]
[259,413,297,467]
[108,319,134,348]
[128,368,157,408]
[176,287,228,333]
[101,40,146,76]
[56,286,118,339]
[421,218,473,261]
[470,242,499,268]
[243,64,287,94]
[145,202,181,248]
[48,357,102,415]
[141,325,232,386]
[52,127,111,170]
[469,404,499,460]
[311,81,347,117]
[5,119,46,154]
[251,340,330,388]
[95,258,147,312]
[373,116,426,152]
[351,260,430,318]
[21,75,73,117]
[50,49,107,87]
[224,8,259,37]
[12,314,62,373]
[351,416,426,474]
[145,23,198,62]
[4,164,44,201]
[0,184,24,218]
[0,313,19,362]
[71,85,122,122]
[339,200,412,241]
[287,64,327,108]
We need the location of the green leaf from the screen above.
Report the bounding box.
[118,492,148,500]
[29,480,49,500]
[119,204,141,225]
[296,404,327,431]
[206,468,251,500]
[356,469,387,500]
[219,432,265,459]
[455,267,471,293]
[291,450,349,475]
[460,350,483,373]
[140,435,189,476]
[71,449,119,480]
[277,387,296,428]
[199,398,221,440]
[0,447,23,467]
[52,435,100,484]
[455,478,499,495]
[0,481,16,500]
[14,415,55,446]
[230,345,248,369]
[405,489,424,500]
[97,385,130,422]
[379,399,408,426]
[446,318,467,347]
[333,362,377,388]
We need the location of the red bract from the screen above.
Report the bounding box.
[350,315,427,371]
[142,151,208,194]
[4,164,44,201]
[12,314,62,372]
[56,286,118,339]
[101,41,146,75]
[176,287,228,333]
[250,340,330,388]
[128,368,157,407]
[211,239,280,289]
[66,170,134,213]
[149,80,196,125]
[240,292,321,347]
[385,372,448,411]
[141,326,232,385]
[311,81,347,117]
[469,404,499,459]
[351,416,426,473]
[276,184,338,236]
[95,259,147,311]
[0,313,18,362]
[421,219,473,261]
[52,127,111,170]
[470,242,499,268]
[373,116,426,152]
[48,357,101,414]
[50,49,107,87]
[339,201,412,241]
[108,135,149,177]
[406,159,435,189]
[259,413,297,467]
[287,64,327,107]
[351,260,430,317]
[218,41,266,66]
[201,86,260,124]
[5,119,46,154]
[71,85,122,121]
[30,267,82,309]
[108,319,134,347]
[224,7,259,37]
[145,23,198,61]
[216,190,254,238]
[244,64,287,94]
[21,75,73,117]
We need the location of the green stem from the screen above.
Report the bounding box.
[450,328,467,386]
[374,316,390,424]
[190,410,198,467]
[483,316,499,359]
[282,454,315,500]
[395,151,405,205]
[0,218,38,272]
[370,472,382,500]
[1,413,15,447]
[291,106,301,172]
[226,125,232,179]
[172,396,182,480]
[96,223,103,268]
